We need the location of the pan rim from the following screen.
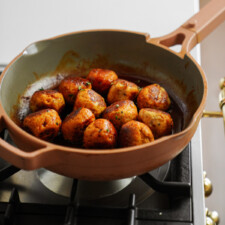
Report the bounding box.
[0,29,207,155]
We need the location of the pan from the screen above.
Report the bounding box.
[0,0,224,181]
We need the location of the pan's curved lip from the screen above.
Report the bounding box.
[46,28,150,42]
[0,29,207,156]
[0,29,149,85]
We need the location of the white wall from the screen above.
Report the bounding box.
[0,0,198,64]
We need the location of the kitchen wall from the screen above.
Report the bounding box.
[200,0,225,222]
[0,0,198,65]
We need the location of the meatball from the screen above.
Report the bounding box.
[30,90,65,113]
[137,84,171,111]
[87,68,118,95]
[83,119,117,149]
[58,76,92,104]
[138,108,173,138]
[23,109,61,141]
[102,100,138,130]
[119,120,154,147]
[61,108,95,144]
[74,89,107,117]
[107,79,139,104]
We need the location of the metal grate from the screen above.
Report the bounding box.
[0,128,192,225]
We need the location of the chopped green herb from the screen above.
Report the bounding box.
[138,87,143,91]
[39,88,44,91]
[115,115,120,120]
[85,81,91,86]
[78,86,82,90]
[115,104,119,108]
[106,129,109,132]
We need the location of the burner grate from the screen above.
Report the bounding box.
[0,128,192,225]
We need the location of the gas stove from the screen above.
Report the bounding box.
[0,124,205,225]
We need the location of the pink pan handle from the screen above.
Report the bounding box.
[148,0,225,57]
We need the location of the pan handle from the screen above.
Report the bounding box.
[148,0,225,57]
[0,115,60,170]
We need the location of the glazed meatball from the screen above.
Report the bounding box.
[138,108,173,138]
[62,108,95,144]
[30,90,65,113]
[119,120,154,147]
[74,89,107,117]
[23,109,61,141]
[87,68,118,95]
[137,84,171,111]
[107,79,139,104]
[102,100,138,130]
[58,76,92,104]
[83,119,117,149]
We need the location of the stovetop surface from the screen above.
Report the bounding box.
[0,140,192,225]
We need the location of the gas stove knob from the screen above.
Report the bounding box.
[208,211,220,225]
[204,177,213,197]
[206,217,215,225]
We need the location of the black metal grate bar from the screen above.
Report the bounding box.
[139,173,191,197]
[4,188,20,225]
[64,179,78,225]
[127,194,136,225]
[0,165,20,182]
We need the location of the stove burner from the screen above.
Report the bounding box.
[36,169,135,199]
[36,161,170,206]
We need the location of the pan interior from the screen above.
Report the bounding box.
[0,30,204,130]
